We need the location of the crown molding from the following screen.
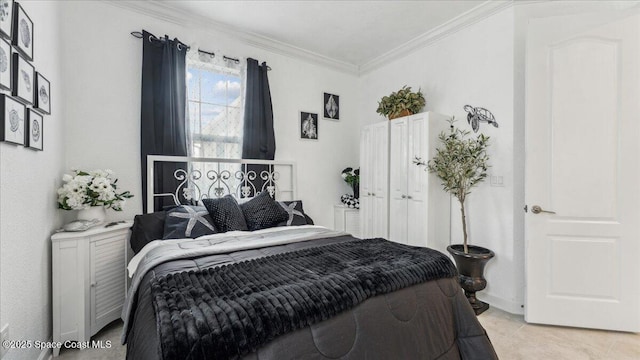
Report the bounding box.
[104,0,515,76]
[103,0,360,75]
[359,0,514,75]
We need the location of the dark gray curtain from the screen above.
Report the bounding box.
[243,58,275,159]
[140,30,188,212]
[242,58,275,196]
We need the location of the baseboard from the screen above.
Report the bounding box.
[37,349,51,360]
[477,292,524,315]
[37,342,52,360]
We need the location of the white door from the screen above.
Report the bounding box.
[389,118,408,244]
[526,11,640,332]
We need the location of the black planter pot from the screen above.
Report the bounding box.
[447,244,495,315]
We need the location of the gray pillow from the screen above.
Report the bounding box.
[202,195,248,233]
[240,191,289,231]
[163,206,217,239]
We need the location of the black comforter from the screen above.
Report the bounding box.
[125,228,497,360]
[151,238,457,360]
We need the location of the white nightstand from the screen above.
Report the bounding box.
[334,205,361,238]
[51,221,131,357]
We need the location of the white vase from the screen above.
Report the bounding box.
[77,206,106,223]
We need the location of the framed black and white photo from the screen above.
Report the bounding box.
[323,92,339,120]
[12,52,33,104]
[12,2,31,60]
[26,108,42,150]
[0,94,25,145]
[0,0,14,40]
[300,111,318,140]
[0,37,11,90]
[34,72,50,114]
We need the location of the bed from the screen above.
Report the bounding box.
[122,156,497,360]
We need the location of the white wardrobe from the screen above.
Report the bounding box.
[360,112,451,252]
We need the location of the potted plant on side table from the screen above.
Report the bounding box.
[415,117,494,315]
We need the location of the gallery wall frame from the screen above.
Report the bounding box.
[26,107,41,150]
[12,1,32,60]
[0,0,14,40]
[34,71,49,114]
[12,51,33,104]
[0,93,25,145]
[0,37,11,91]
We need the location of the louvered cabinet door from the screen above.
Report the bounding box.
[89,231,127,335]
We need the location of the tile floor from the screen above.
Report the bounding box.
[57,307,640,359]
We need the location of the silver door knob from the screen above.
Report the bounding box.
[531,205,555,214]
[371,193,376,196]
[401,194,406,199]
[407,195,413,199]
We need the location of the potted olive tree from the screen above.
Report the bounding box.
[376,85,426,120]
[415,117,494,315]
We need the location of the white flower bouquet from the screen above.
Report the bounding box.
[57,169,133,211]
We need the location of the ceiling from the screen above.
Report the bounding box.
[151,1,492,71]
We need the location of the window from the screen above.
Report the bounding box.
[187,53,244,159]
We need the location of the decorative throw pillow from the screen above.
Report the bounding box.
[304,213,315,225]
[163,205,217,239]
[202,195,249,233]
[240,191,289,231]
[276,200,308,226]
[130,211,166,254]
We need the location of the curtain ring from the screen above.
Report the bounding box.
[177,43,185,51]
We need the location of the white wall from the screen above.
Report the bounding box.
[0,1,65,359]
[358,8,524,313]
[60,1,360,227]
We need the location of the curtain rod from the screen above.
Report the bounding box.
[130,31,190,51]
[130,31,271,71]
[198,49,215,57]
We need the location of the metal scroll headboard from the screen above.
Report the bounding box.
[146,155,297,213]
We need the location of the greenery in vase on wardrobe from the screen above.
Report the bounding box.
[376,85,426,119]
